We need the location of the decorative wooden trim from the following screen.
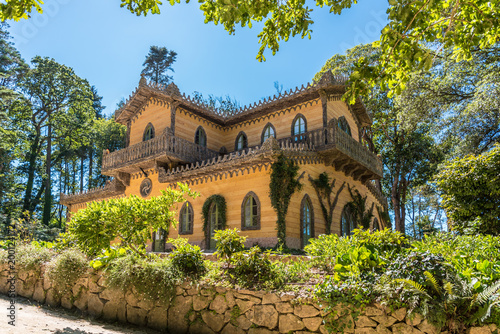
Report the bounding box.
[300,194,314,248]
[234,131,248,151]
[178,201,194,235]
[319,90,328,128]
[241,191,261,231]
[260,122,277,144]
[291,113,307,136]
[126,121,131,147]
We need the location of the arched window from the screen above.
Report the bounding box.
[292,114,307,137]
[341,205,355,236]
[195,126,207,147]
[241,191,260,230]
[143,123,155,141]
[208,202,224,249]
[300,195,314,248]
[371,217,380,232]
[337,116,352,137]
[235,132,248,151]
[261,123,276,144]
[179,202,194,235]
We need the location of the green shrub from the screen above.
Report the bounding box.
[214,228,246,267]
[14,243,53,271]
[89,246,130,270]
[46,248,88,295]
[105,254,180,302]
[353,228,408,254]
[231,246,284,289]
[169,238,206,277]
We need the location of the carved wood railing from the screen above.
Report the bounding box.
[102,133,218,173]
[277,125,383,176]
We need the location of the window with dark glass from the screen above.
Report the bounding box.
[292,115,306,137]
[337,116,352,137]
[261,124,276,144]
[179,202,193,234]
[242,192,260,230]
[341,205,355,236]
[301,196,313,248]
[371,218,380,232]
[235,132,248,151]
[143,123,155,141]
[208,202,224,249]
[195,126,207,147]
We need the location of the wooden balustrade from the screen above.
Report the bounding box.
[102,133,218,173]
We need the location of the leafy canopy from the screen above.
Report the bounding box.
[2,1,499,101]
[69,183,198,257]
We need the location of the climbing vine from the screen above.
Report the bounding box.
[309,172,346,235]
[346,185,374,230]
[269,153,302,249]
[201,195,227,239]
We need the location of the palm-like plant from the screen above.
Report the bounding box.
[141,46,177,85]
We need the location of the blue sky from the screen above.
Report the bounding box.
[7,0,389,116]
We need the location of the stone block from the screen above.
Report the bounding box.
[355,328,377,334]
[125,289,140,307]
[236,299,255,314]
[303,317,322,332]
[356,315,378,328]
[221,322,245,334]
[190,321,217,334]
[193,295,211,311]
[248,328,279,334]
[127,305,148,327]
[234,292,261,304]
[235,315,253,330]
[73,289,89,312]
[392,322,415,334]
[262,293,282,305]
[33,281,46,303]
[365,306,384,316]
[279,314,305,333]
[46,288,61,307]
[148,307,168,330]
[16,278,34,298]
[87,293,104,318]
[88,276,104,293]
[247,305,278,329]
[336,313,355,333]
[100,287,124,301]
[102,299,126,322]
[137,297,155,311]
[167,295,192,334]
[201,309,226,332]
[294,304,320,318]
[210,294,228,314]
[238,289,265,298]
[280,294,294,302]
[225,291,236,308]
[376,324,392,334]
[392,307,407,321]
[371,315,397,328]
[468,327,493,334]
[275,302,293,314]
[61,294,74,310]
[406,313,424,326]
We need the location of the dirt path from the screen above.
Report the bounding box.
[0,295,161,334]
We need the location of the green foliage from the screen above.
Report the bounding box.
[214,228,246,267]
[435,144,500,235]
[11,242,53,271]
[69,184,198,257]
[231,246,284,290]
[346,185,374,230]
[169,238,206,277]
[105,253,180,302]
[269,153,302,248]
[89,246,130,270]
[201,194,227,238]
[308,173,345,235]
[46,248,88,295]
[141,46,177,85]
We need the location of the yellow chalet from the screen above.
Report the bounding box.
[61,72,387,251]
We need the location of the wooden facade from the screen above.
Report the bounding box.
[60,72,387,250]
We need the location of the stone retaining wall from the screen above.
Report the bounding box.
[0,263,497,334]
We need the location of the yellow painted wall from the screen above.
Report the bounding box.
[327,99,360,141]
[174,108,226,152]
[129,100,172,146]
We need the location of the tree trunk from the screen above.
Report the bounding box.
[22,133,41,215]
[80,154,84,192]
[88,148,93,189]
[42,120,52,225]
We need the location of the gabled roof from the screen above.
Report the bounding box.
[114,72,372,127]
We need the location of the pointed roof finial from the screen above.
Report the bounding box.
[139,74,147,87]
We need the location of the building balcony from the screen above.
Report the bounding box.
[102,131,219,176]
[277,125,383,182]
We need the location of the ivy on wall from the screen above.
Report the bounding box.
[347,185,374,230]
[269,153,302,249]
[201,194,227,240]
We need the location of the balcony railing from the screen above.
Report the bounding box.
[278,125,383,176]
[102,132,219,173]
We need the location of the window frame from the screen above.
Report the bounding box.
[300,194,314,248]
[337,116,352,137]
[261,123,276,144]
[341,205,355,236]
[143,123,155,141]
[234,131,248,151]
[194,126,207,147]
[178,201,194,235]
[241,191,261,231]
[291,114,307,140]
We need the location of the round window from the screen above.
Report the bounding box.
[140,178,152,198]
